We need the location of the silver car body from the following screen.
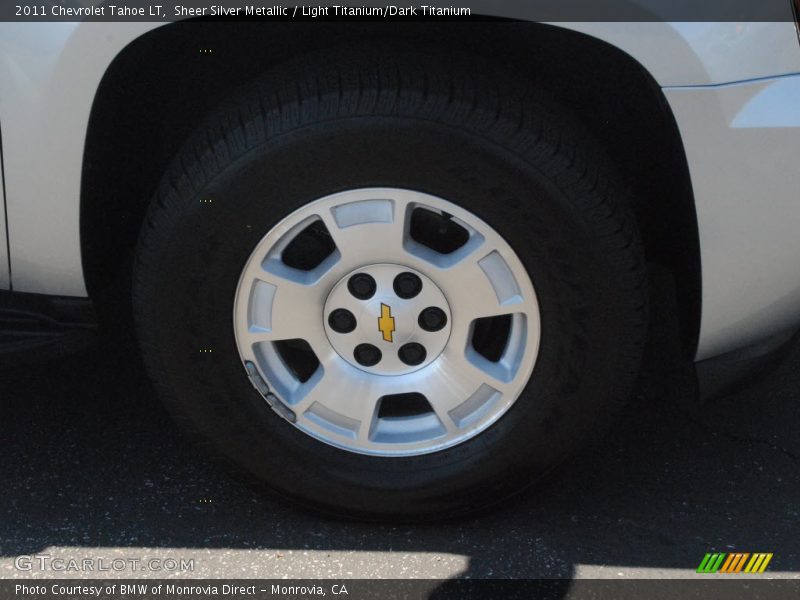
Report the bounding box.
[1,20,799,361]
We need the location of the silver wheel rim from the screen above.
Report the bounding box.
[233,188,540,456]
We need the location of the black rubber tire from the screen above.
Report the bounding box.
[133,46,647,520]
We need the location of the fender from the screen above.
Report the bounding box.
[0,15,799,360]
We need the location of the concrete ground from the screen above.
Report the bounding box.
[0,307,798,581]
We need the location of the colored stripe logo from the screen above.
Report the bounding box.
[697,552,773,574]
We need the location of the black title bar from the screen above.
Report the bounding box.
[2,0,799,22]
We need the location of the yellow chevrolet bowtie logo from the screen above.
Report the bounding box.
[378,303,396,343]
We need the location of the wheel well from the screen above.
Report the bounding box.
[81,19,700,355]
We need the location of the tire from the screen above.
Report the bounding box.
[133,46,647,520]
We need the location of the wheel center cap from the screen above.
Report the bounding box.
[323,264,452,375]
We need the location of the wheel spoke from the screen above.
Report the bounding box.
[293,356,380,434]
[237,269,328,353]
[442,355,483,398]
[431,347,499,403]
[426,349,512,431]
[436,247,534,331]
[317,203,407,265]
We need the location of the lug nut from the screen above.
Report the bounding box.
[328,308,357,334]
[398,342,427,366]
[393,272,423,299]
[418,307,447,332]
[348,273,376,300]
[354,343,382,367]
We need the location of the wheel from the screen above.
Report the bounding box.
[133,47,647,519]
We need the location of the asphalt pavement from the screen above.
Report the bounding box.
[1,300,798,581]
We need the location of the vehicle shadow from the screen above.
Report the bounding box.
[0,281,798,583]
